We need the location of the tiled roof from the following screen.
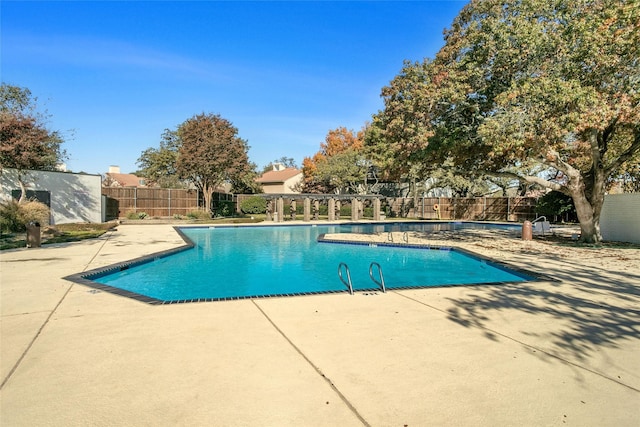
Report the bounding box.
[256,168,302,184]
[105,173,146,187]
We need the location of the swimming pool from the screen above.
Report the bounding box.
[67,222,538,304]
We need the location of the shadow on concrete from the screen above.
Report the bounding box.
[444,250,640,365]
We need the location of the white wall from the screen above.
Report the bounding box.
[600,193,640,244]
[1,168,103,224]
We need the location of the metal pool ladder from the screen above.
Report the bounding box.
[369,262,387,293]
[338,262,354,295]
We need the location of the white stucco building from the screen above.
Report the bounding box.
[1,168,103,224]
[600,193,640,244]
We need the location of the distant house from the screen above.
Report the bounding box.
[103,165,148,188]
[256,164,303,194]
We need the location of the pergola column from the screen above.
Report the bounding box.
[373,197,381,221]
[303,197,311,221]
[328,198,335,221]
[335,200,341,220]
[351,197,358,221]
[276,197,284,222]
[313,200,320,220]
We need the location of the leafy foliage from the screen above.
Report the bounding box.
[229,162,262,194]
[186,210,211,220]
[136,129,183,188]
[240,196,267,214]
[366,60,436,182]
[0,199,49,232]
[213,200,235,217]
[0,200,23,233]
[176,113,252,213]
[536,191,577,223]
[0,84,67,201]
[137,115,258,195]
[302,127,368,194]
[126,211,148,220]
[371,0,640,242]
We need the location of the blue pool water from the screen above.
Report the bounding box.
[87,222,533,303]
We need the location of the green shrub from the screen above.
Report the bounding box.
[186,210,210,220]
[0,200,23,233]
[214,200,235,217]
[0,200,49,233]
[339,205,352,217]
[240,196,267,214]
[20,200,50,225]
[125,211,148,220]
[173,214,184,220]
[536,191,577,222]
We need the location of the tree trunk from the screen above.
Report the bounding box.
[571,150,607,244]
[201,182,214,216]
[573,199,600,243]
[571,189,603,244]
[18,177,27,204]
[411,176,419,216]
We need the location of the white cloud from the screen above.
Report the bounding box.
[6,31,235,81]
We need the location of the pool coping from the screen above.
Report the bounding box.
[316,234,556,285]
[63,223,556,305]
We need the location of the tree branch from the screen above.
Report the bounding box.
[481,169,565,192]
[604,126,640,176]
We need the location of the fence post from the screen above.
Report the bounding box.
[483,197,488,220]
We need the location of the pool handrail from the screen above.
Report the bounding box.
[369,262,387,293]
[338,262,354,295]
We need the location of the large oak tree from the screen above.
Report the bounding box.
[371,0,639,242]
[176,113,252,214]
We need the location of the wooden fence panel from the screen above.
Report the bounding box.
[383,196,537,221]
[508,197,538,222]
[101,187,200,218]
[485,198,508,221]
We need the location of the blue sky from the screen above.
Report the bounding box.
[2,1,465,175]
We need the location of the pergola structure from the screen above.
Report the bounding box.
[255,193,384,222]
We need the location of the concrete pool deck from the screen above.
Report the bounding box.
[1,223,639,426]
